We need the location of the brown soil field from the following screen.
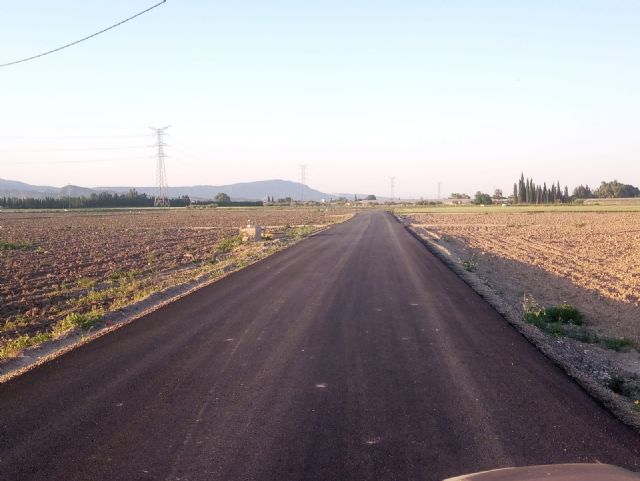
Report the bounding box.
[0,207,352,356]
[406,211,640,344]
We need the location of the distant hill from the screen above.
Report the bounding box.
[99,179,334,202]
[0,179,59,198]
[0,178,367,202]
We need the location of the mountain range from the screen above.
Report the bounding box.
[0,178,373,202]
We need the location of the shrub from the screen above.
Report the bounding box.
[216,235,242,253]
[608,375,632,397]
[522,296,584,336]
[542,304,585,325]
[461,255,478,272]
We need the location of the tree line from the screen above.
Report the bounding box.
[0,190,191,209]
[572,180,640,199]
[512,174,570,204]
[471,175,640,205]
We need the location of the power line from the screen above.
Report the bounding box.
[0,1,167,68]
[0,156,150,165]
[168,138,211,161]
[0,134,152,140]
[0,145,150,153]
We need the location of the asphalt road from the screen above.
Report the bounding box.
[1,211,639,481]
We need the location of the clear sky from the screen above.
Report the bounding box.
[1,0,639,198]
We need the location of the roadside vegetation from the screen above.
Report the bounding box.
[522,295,637,353]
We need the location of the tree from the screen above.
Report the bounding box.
[594,180,640,198]
[473,191,493,205]
[214,192,231,204]
[493,189,503,200]
[365,194,376,200]
[513,174,571,204]
[518,173,526,204]
[450,193,470,199]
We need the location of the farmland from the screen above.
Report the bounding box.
[402,208,640,346]
[0,207,353,359]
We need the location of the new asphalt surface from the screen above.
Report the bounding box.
[1,211,639,480]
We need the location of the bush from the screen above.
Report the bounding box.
[608,375,632,397]
[216,235,242,253]
[522,296,584,336]
[541,304,584,325]
[462,256,478,272]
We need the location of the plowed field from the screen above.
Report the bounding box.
[406,212,640,343]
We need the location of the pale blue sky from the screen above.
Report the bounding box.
[1,1,639,197]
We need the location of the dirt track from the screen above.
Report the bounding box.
[0,211,639,481]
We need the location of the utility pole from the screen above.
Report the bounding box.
[389,176,395,201]
[299,164,308,202]
[150,125,171,207]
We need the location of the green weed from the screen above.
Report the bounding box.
[291,226,315,239]
[522,296,585,337]
[216,235,242,253]
[598,337,635,352]
[462,255,478,272]
[75,277,95,289]
[53,309,104,336]
[0,240,32,251]
[0,332,52,359]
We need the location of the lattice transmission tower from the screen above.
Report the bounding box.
[150,125,171,207]
[299,164,308,202]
